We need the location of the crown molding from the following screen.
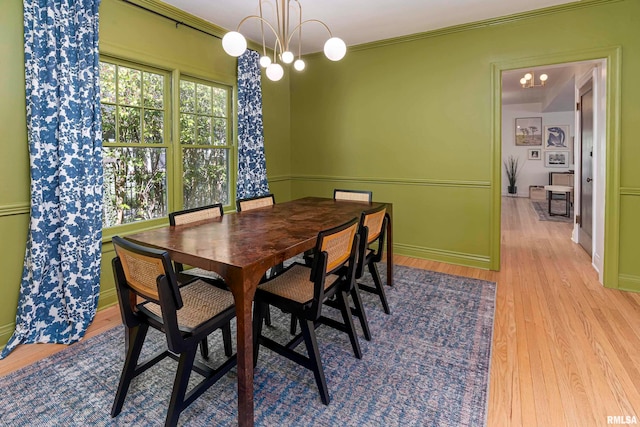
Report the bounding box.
[119,0,266,53]
[305,0,625,57]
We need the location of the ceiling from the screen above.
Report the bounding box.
[161,0,577,55]
[502,61,597,112]
[159,0,591,112]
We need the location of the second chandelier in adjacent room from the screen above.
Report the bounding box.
[520,71,548,88]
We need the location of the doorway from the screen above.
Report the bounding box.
[500,60,606,283]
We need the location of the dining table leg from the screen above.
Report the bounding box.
[229,272,260,427]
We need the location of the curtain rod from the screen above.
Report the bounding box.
[121,0,222,40]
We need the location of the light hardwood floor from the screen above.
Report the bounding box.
[1,196,639,426]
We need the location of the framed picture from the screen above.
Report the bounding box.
[515,117,542,146]
[544,125,569,148]
[545,150,570,168]
[528,148,541,160]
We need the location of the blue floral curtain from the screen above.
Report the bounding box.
[1,0,103,358]
[236,50,270,199]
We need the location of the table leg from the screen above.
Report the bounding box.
[565,192,571,217]
[229,274,259,427]
[548,191,552,215]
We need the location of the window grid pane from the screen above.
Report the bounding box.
[117,66,141,107]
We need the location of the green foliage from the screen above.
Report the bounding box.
[179,79,230,209]
[100,62,232,227]
[504,155,520,187]
[101,62,167,227]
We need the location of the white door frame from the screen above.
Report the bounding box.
[572,61,606,283]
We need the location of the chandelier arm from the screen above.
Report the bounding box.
[282,0,287,50]
[259,1,267,56]
[272,39,279,62]
[235,15,284,57]
[294,0,302,57]
[286,19,334,47]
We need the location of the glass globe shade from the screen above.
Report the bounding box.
[259,55,272,68]
[539,73,548,82]
[266,63,284,81]
[323,37,346,61]
[294,59,306,71]
[520,78,527,85]
[222,31,247,57]
[281,51,294,64]
[524,73,532,80]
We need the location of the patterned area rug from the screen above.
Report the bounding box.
[0,265,496,427]
[531,199,573,222]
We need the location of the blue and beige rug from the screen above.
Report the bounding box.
[0,265,496,426]
[531,199,573,223]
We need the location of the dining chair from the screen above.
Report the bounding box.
[169,203,226,284]
[252,217,362,405]
[236,193,276,212]
[303,189,372,268]
[168,203,232,358]
[298,188,374,337]
[110,236,237,427]
[356,204,391,315]
[236,193,277,326]
[333,189,373,203]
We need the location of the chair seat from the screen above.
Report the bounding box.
[259,264,338,304]
[180,267,224,282]
[142,279,234,330]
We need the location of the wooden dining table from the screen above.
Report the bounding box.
[125,196,393,426]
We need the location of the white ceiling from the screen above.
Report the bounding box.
[502,61,597,112]
[161,0,577,54]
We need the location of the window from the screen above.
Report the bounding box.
[99,59,233,228]
[101,61,169,227]
[179,78,232,210]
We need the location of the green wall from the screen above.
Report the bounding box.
[2,0,639,348]
[0,0,30,347]
[288,0,640,290]
[0,0,292,347]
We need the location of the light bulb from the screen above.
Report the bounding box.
[539,73,548,82]
[323,37,346,61]
[294,59,306,71]
[520,78,527,85]
[222,31,247,57]
[259,55,272,68]
[281,51,294,64]
[524,73,532,80]
[266,63,284,81]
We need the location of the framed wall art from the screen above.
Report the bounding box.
[544,125,569,148]
[528,148,541,160]
[544,150,570,168]
[515,117,542,146]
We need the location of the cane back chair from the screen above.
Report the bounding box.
[110,236,236,427]
[168,203,232,358]
[357,204,391,314]
[252,217,362,405]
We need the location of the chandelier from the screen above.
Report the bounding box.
[221,0,346,82]
[520,71,548,88]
